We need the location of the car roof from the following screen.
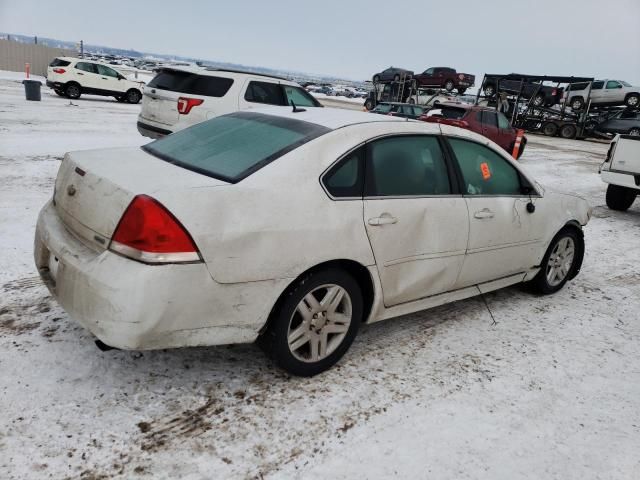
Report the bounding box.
[155,66,298,85]
[246,105,424,130]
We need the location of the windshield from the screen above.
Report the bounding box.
[142,112,330,183]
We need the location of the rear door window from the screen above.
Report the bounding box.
[592,81,604,89]
[142,112,330,183]
[148,70,234,97]
[282,85,321,107]
[244,81,285,105]
[365,136,451,196]
[440,107,467,119]
[75,62,99,74]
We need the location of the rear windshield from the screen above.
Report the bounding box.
[148,70,234,97]
[49,58,71,67]
[373,104,393,113]
[440,107,467,119]
[142,112,330,183]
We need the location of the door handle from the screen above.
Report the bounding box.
[368,215,398,226]
[77,72,84,75]
[474,208,495,219]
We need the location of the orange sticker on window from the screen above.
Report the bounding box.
[480,162,491,180]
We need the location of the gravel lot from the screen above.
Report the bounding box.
[1,75,638,480]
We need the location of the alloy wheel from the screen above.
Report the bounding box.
[546,237,575,287]
[287,284,352,363]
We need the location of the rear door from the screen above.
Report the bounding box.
[479,110,501,146]
[496,112,516,151]
[446,137,543,287]
[73,62,101,90]
[362,134,469,306]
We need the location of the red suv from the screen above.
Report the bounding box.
[418,103,526,158]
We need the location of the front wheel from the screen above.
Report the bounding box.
[570,97,584,111]
[625,93,639,108]
[65,83,81,99]
[606,184,637,211]
[259,268,363,377]
[528,229,583,294]
[444,80,454,91]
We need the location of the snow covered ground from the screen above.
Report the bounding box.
[1,75,639,480]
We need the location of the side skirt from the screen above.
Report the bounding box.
[370,271,534,323]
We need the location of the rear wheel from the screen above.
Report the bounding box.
[606,184,637,211]
[542,122,558,136]
[444,80,454,92]
[65,83,81,99]
[624,93,639,108]
[528,229,582,294]
[559,123,577,139]
[259,268,363,377]
[532,94,545,107]
[126,89,141,104]
[364,98,375,110]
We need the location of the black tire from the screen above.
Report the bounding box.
[457,88,467,95]
[259,268,363,377]
[528,228,583,294]
[606,184,637,211]
[532,94,545,107]
[542,122,559,136]
[65,83,81,99]
[373,75,380,83]
[54,89,65,97]
[444,80,454,92]
[629,127,640,136]
[559,124,577,139]
[624,93,639,108]
[126,89,142,104]
[570,97,584,111]
[483,84,495,97]
[364,98,375,111]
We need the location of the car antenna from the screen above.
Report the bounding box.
[291,100,306,113]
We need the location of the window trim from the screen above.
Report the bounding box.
[442,136,540,198]
[320,133,464,201]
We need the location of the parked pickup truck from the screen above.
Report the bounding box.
[600,134,640,211]
[566,80,640,110]
[482,76,563,107]
[413,67,475,94]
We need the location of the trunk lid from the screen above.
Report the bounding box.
[53,147,228,250]
[140,86,180,126]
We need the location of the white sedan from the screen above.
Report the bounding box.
[34,107,591,376]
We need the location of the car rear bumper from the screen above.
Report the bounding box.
[34,200,283,350]
[601,170,640,191]
[137,120,173,139]
[46,80,63,90]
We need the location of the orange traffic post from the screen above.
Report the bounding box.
[512,129,525,159]
[25,62,30,79]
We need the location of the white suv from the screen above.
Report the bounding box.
[600,134,640,211]
[46,57,145,103]
[137,67,322,138]
[566,79,640,110]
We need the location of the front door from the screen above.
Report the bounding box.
[446,137,543,287]
[603,80,625,103]
[96,64,125,94]
[362,135,469,307]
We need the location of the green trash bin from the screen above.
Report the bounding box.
[22,80,42,101]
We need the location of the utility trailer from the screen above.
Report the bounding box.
[475,74,597,139]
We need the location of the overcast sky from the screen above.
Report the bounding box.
[1,0,639,83]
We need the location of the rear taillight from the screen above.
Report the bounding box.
[53,68,66,74]
[109,195,201,264]
[177,97,204,115]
